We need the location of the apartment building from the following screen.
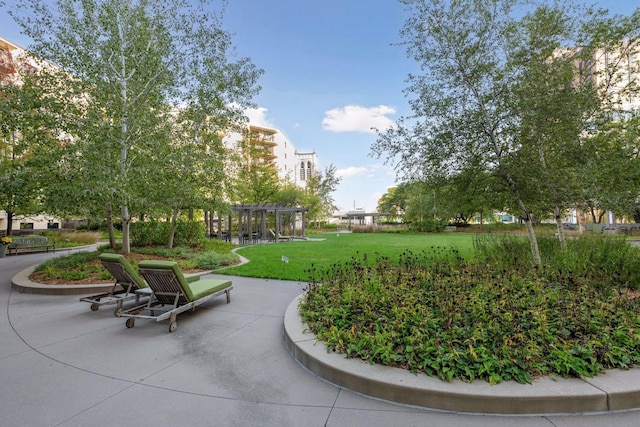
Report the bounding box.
[590,39,639,115]
[223,124,318,189]
[559,39,640,115]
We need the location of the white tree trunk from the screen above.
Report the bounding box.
[117,11,131,254]
[168,207,179,249]
[554,205,567,250]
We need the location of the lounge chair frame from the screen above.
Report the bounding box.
[120,262,232,333]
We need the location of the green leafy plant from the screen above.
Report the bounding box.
[300,236,640,384]
[191,251,239,270]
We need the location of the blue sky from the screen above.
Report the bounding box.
[1,1,638,212]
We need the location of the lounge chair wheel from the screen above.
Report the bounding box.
[90,303,99,311]
[114,307,122,317]
[126,318,135,328]
[169,321,178,333]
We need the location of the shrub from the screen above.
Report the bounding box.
[409,219,448,233]
[191,251,239,270]
[133,245,192,259]
[34,252,104,280]
[300,236,640,384]
[35,251,99,270]
[473,234,640,289]
[130,222,167,246]
[41,231,101,246]
[202,238,235,254]
[131,221,206,247]
[352,224,383,233]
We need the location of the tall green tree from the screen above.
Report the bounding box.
[440,165,495,225]
[374,0,539,262]
[303,164,341,226]
[0,57,72,235]
[377,185,409,221]
[583,10,640,225]
[11,0,262,252]
[507,5,601,248]
[231,128,281,204]
[373,0,619,264]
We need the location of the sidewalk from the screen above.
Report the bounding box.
[1,249,640,426]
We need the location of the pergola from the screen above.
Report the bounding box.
[226,203,309,244]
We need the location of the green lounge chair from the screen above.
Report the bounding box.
[81,253,202,316]
[120,260,232,333]
[269,229,293,241]
[80,253,150,315]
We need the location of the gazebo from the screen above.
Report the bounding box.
[226,203,309,244]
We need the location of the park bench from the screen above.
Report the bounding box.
[8,236,55,255]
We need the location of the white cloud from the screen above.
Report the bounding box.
[244,107,275,128]
[322,104,396,134]
[336,166,368,179]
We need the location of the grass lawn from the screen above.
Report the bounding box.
[216,232,477,281]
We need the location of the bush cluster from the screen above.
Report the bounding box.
[34,245,238,281]
[409,219,448,233]
[130,221,206,247]
[34,252,112,281]
[300,236,640,384]
[41,230,101,246]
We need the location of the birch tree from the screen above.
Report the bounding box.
[11,0,261,252]
[303,164,341,226]
[373,0,541,263]
[507,5,602,248]
[373,0,615,264]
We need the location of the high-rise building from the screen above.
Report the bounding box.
[223,124,318,189]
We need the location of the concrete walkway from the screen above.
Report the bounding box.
[2,249,640,426]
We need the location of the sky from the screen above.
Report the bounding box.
[0,0,638,213]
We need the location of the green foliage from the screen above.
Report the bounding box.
[12,0,263,252]
[40,231,101,246]
[35,245,239,280]
[351,225,383,233]
[37,251,98,270]
[130,222,167,247]
[300,235,640,384]
[202,238,236,254]
[34,252,104,281]
[174,221,206,247]
[130,221,205,247]
[232,128,282,204]
[409,219,448,233]
[386,178,491,226]
[302,164,341,223]
[0,67,68,234]
[132,245,193,259]
[474,234,640,289]
[372,0,637,263]
[377,185,408,221]
[191,251,239,270]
